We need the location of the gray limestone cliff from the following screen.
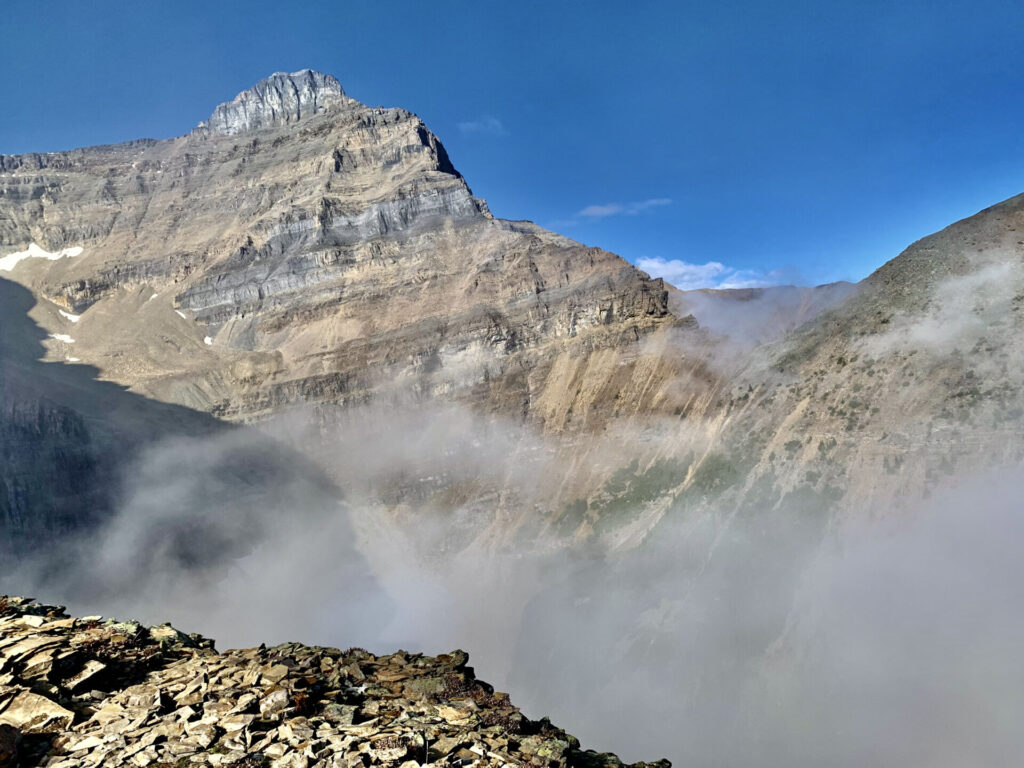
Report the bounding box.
[196,69,354,136]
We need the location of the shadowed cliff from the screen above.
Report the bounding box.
[0,277,227,553]
[1,279,389,646]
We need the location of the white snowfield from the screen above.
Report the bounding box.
[175,310,187,319]
[0,243,84,272]
[204,336,213,346]
[58,309,81,323]
[67,357,80,362]
[49,333,75,344]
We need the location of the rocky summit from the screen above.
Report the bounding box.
[0,597,668,768]
[196,71,355,136]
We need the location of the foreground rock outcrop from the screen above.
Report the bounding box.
[0,597,668,768]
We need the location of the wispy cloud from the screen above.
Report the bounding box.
[579,203,625,218]
[579,198,672,219]
[549,198,672,229]
[457,116,507,136]
[635,256,780,290]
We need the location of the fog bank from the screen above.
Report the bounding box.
[4,405,1023,767]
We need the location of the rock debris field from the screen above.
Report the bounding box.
[0,597,668,768]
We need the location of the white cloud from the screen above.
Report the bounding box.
[716,270,780,290]
[627,198,672,213]
[579,203,625,218]
[635,256,779,290]
[579,198,672,219]
[457,116,507,136]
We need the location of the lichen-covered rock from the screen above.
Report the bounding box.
[0,596,668,768]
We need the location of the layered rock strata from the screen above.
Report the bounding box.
[0,70,674,428]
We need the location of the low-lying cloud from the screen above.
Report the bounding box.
[636,255,781,289]
[4,395,1022,767]
[3,262,1023,767]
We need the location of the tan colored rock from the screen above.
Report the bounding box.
[63,659,107,691]
[0,689,74,731]
[0,596,666,768]
[219,713,255,732]
[183,722,217,749]
[262,664,291,683]
[123,684,162,711]
[260,687,290,716]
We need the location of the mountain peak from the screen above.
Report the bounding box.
[197,69,354,136]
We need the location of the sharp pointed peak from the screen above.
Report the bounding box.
[197,69,355,136]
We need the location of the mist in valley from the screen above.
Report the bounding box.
[4,270,1024,768]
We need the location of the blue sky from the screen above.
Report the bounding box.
[3,0,1024,288]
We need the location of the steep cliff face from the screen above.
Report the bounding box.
[0,278,235,553]
[0,71,674,429]
[197,69,355,135]
[3,70,1023,554]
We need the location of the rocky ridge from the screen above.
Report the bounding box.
[0,596,666,768]
[197,70,355,136]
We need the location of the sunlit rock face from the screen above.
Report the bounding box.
[0,70,674,431]
[197,69,354,136]
[0,596,672,768]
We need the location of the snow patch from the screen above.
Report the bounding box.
[0,243,84,272]
[175,310,187,319]
[67,357,80,362]
[204,336,213,346]
[58,309,81,323]
[49,333,75,344]
[148,293,159,302]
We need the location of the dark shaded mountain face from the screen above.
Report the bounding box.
[0,278,223,552]
[0,276,386,625]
